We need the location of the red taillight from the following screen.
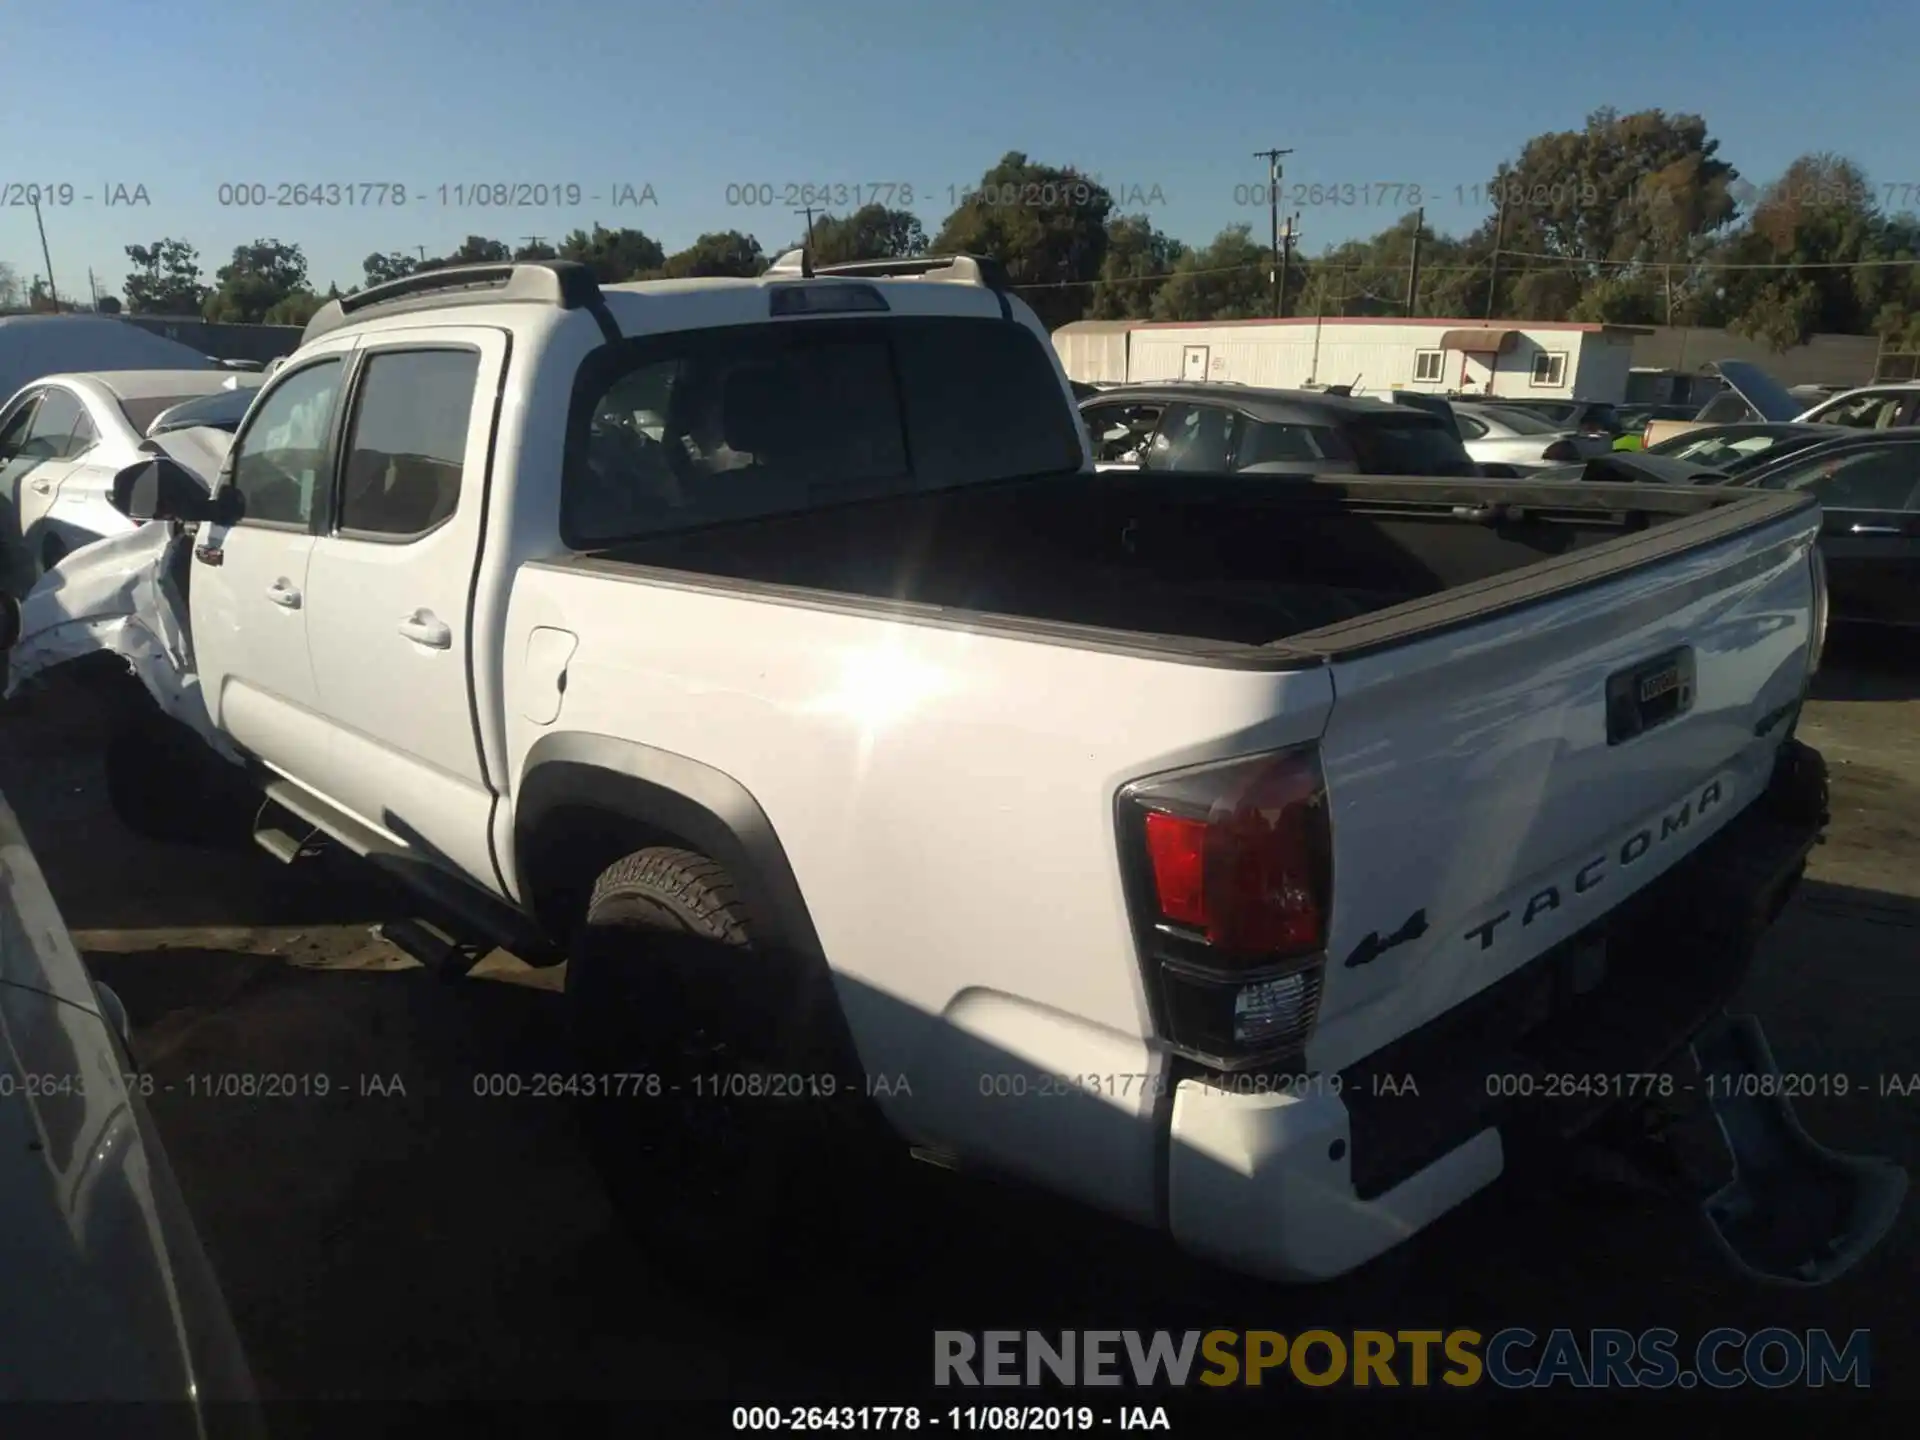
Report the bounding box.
[1128,749,1330,961]
[1143,812,1208,927]
[1120,747,1333,1069]
[1542,439,1579,462]
[1642,424,1656,448]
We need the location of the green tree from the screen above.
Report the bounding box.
[361,251,418,289]
[803,205,927,264]
[1087,215,1187,319]
[660,230,766,278]
[264,291,327,326]
[446,235,511,264]
[558,224,666,282]
[513,239,559,260]
[1150,225,1276,321]
[1301,211,1444,318]
[1568,270,1664,324]
[1709,154,1897,347]
[123,239,209,315]
[931,153,1114,329]
[1485,108,1740,266]
[96,294,123,314]
[203,240,308,323]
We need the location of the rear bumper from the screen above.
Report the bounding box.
[1164,739,1828,1283]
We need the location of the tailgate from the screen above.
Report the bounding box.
[1301,496,1822,1074]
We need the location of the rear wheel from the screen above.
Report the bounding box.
[566,845,896,1290]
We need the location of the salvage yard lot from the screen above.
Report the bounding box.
[2,639,1915,1429]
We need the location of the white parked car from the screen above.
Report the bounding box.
[1793,381,1920,429]
[1452,401,1615,470]
[0,371,262,593]
[1,256,1889,1292]
[0,787,260,1417]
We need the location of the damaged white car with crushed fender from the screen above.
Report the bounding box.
[1,256,1903,1295]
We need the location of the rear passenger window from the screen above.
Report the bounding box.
[338,350,479,538]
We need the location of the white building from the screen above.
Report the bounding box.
[1052,316,1652,403]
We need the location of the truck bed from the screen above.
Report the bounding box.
[581,472,1813,658]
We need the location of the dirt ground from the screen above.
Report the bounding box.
[1,633,1914,1434]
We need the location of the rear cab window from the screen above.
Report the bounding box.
[563,316,1084,545]
[1342,415,1479,476]
[1233,419,1340,468]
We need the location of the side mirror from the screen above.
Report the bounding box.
[111,457,226,523]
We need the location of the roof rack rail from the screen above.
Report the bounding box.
[301,260,607,346]
[766,250,1010,292]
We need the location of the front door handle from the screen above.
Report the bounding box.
[1847,523,1901,536]
[265,579,302,609]
[28,479,52,495]
[398,610,452,649]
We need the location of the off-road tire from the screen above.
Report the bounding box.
[566,845,896,1292]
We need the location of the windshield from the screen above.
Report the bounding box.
[136,388,257,435]
[1499,400,1576,425]
[563,316,1085,545]
[1654,430,1801,468]
[1343,415,1479,476]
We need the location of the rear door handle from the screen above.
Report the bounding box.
[265,580,301,609]
[398,610,452,649]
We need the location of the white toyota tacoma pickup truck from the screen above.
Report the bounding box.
[2,256,1894,1290]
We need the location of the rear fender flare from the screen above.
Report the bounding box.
[512,732,827,968]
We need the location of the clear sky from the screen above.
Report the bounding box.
[2,0,1910,302]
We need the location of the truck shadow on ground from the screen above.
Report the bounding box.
[79,870,1912,1426]
[3,654,1908,1422]
[0,672,414,935]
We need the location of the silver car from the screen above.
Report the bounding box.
[1453,402,1615,471]
[0,785,260,1427]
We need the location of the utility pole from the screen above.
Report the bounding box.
[1253,147,1294,318]
[520,235,549,257]
[1664,263,1675,326]
[1483,187,1509,321]
[88,267,100,310]
[30,194,58,308]
[415,245,428,261]
[795,205,818,246]
[1279,212,1300,318]
[1405,208,1424,316]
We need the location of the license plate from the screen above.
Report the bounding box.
[1607,647,1695,745]
[1638,665,1681,704]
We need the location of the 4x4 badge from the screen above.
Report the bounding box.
[1344,908,1429,968]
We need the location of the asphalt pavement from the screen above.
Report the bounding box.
[1,634,1913,1435]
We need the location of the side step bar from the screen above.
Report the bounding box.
[252,779,563,967]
